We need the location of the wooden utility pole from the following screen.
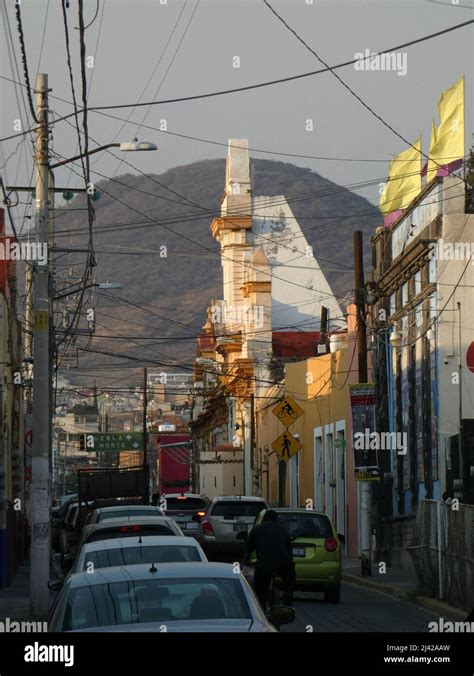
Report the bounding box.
[354,230,371,576]
[354,232,368,382]
[143,367,149,503]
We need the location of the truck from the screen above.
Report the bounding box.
[154,433,192,496]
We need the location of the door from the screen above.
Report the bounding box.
[314,432,323,511]
[290,453,299,508]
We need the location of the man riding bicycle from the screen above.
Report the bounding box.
[244,509,295,610]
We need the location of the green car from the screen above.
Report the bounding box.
[249,508,343,603]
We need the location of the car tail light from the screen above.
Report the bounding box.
[324,537,338,552]
[196,511,206,517]
[121,525,141,533]
[202,520,214,536]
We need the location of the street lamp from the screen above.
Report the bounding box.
[53,281,122,301]
[49,138,157,169]
[29,69,157,617]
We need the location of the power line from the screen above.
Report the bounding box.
[1,18,472,143]
[14,0,38,124]
[262,0,469,179]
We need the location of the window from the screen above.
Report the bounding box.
[164,498,207,512]
[414,270,422,295]
[389,293,396,317]
[82,545,202,571]
[276,512,333,539]
[429,257,436,283]
[211,501,266,518]
[401,282,408,306]
[87,525,175,543]
[98,509,161,521]
[61,577,252,630]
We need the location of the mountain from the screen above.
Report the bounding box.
[56,158,381,384]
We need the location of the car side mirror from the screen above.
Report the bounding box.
[48,579,64,592]
[236,530,248,541]
[337,533,345,546]
[269,605,295,627]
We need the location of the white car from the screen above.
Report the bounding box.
[70,536,207,574]
[196,496,267,557]
[48,562,295,632]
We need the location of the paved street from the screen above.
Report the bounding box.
[282,583,439,633]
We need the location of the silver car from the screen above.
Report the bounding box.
[64,516,184,572]
[52,535,208,581]
[84,505,165,527]
[47,562,294,632]
[196,496,267,557]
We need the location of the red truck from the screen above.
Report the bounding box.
[154,433,192,495]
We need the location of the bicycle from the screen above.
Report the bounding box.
[277,407,297,421]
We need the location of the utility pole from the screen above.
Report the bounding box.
[30,73,51,617]
[354,230,371,576]
[250,393,255,493]
[143,367,149,503]
[457,301,464,501]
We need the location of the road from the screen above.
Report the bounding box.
[280,583,439,632]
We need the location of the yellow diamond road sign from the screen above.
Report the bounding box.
[272,430,302,462]
[272,395,304,428]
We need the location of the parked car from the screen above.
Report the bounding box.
[69,535,207,574]
[59,501,92,569]
[47,562,295,632]
[247,508,343,603]
[195,496,267,557]
[161,493,209,537]
[65,516,185,573]
[83,504,165,527]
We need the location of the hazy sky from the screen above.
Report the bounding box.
[1,0,473,218]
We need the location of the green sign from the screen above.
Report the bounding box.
[81,432,143,452]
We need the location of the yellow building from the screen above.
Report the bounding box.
[256,309,363,558]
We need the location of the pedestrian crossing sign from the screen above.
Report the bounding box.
[272,430,302,462]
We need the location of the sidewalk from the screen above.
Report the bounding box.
[0,563,31,621]
[0,560,58,622]
[342,556,467,620]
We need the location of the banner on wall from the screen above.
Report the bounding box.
[349,383,380,481]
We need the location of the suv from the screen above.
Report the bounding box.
[161,493,209,537]
[196,496,267,557]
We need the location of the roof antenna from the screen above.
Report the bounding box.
[138,534,142,544]
[149,563,157,573]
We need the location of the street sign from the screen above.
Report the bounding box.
[272,430,302,462]
[272,395,304,428]
[80,432,143,452]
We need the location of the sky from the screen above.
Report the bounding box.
[1,0,473,223]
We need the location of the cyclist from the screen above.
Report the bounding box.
[244,509,295,610]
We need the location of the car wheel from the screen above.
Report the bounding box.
[324,584,341,604]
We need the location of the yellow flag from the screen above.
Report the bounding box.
[379,136,422,216]
[427,74,464,183]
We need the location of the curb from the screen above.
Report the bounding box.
[342,572,409,598]
[342,572,467,619]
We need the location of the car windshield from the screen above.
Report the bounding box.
[87,525,175,542]
[61,578,252,629]
[211,502,265,518]
[98,509,159,521]
[81,545,201,570]
[165,498,207,511]
[276,513,333,538]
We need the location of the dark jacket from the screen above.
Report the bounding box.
[246,521,293,571]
